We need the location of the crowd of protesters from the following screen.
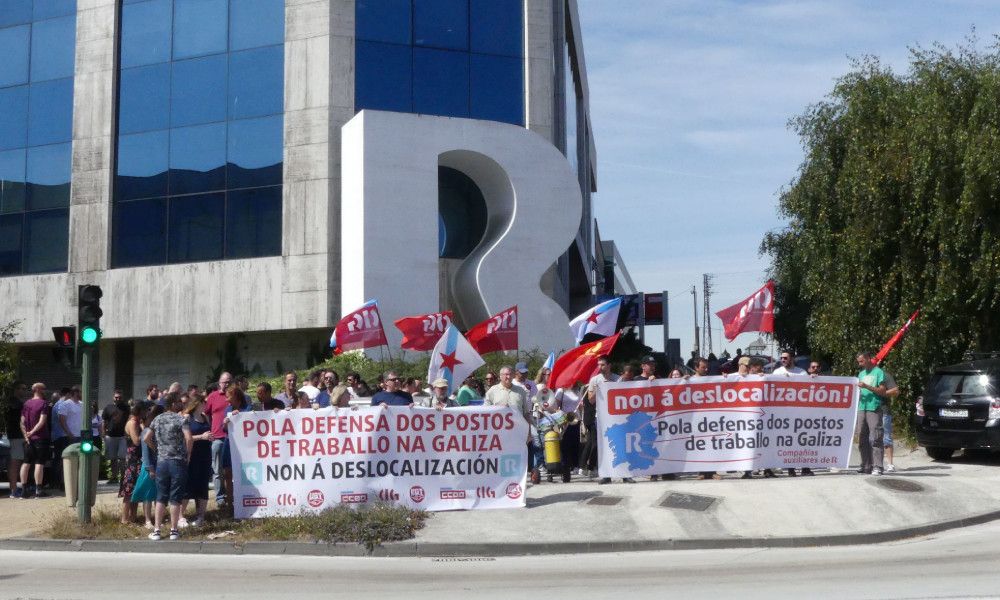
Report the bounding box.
[2,350,898,540]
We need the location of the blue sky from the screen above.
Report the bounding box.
[577,0,1000,359]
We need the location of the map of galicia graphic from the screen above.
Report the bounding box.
[605,412,659,470]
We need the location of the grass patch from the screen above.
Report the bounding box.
[45,504,429,554]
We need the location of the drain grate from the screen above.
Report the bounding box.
[875,478,925,493]
[587,495,624,506]
[659,492,716,512]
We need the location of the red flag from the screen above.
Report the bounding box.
[549,333,621,390]
[329,300,387,355]
[465,306,518,354]
[874,309,920,365]
[394,311,453,351]
[715,281,775,342]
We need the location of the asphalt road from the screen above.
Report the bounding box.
[3,521,1000,600]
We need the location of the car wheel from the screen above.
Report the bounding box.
[926,447,955,461]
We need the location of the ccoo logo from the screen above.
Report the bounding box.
[439,489,467,500]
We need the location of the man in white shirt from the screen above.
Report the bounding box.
[485,366,538,484]
[772,351,806,376]
[513,362,538,398]
[57,387,83,443]
[586,356,634,485]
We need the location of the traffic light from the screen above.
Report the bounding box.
[52,326,77,369]
[79,433,97,454]
[78,285,103,347]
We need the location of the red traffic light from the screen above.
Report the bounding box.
[52,326,76,348]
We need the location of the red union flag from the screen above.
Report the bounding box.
[874,309,920,365]
[549,333,621,390]
[329,300,388,354]
[465,306,518,354]
[394,311,453,351]
[715,281,776,342]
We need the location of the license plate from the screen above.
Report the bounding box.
[939,408,968,418]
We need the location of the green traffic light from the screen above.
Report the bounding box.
[80,327,99,344]
[80,440,94,453]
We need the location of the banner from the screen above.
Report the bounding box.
[596,375,858,477]
[230,406,528,518]
[715,281,775,341]
[330,300,388,354]
[466,306,518,354]
[394,311,453,351]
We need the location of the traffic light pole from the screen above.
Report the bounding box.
[78,348,93,524]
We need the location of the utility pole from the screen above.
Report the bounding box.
[691,285,699,358]
[702,274,714,356]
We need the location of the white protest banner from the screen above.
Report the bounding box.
[596,375,859,477]
[230,406,528,519]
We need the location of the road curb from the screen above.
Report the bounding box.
[4,507,1000,557]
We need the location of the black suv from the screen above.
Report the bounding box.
[914,357,1000,460]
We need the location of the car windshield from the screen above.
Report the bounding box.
[930,373,994,397]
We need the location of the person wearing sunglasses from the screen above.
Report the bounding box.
[370,371,414,407]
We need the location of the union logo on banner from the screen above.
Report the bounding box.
[330,300,388,354]
[394,311,453,351]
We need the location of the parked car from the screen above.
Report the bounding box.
[0,435,9,480]
[914,357,1000,460]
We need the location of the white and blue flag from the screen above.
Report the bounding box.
[543,352,556,371]
[427,324,485,393]
[569,297,622,343]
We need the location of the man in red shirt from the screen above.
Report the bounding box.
[203,372,233,507]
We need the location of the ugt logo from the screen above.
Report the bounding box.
[241,462,263,485]
[499,454,522,477]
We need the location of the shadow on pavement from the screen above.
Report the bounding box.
[526,491,601,508]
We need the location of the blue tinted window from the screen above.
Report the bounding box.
[470,54,522,125]
[118,64,170,134]
[28,78,73,145]
[121,0,172,68]
[355,41,412,112]
[115,0,282,267]
[113,198,167,267]
[470,0,521,57]
[230,0,284,51]
[229,45,282,120]
[227,115,281,188]
[413,47,468,117]
[117,130,168,200]
[168,192,224,262]
[23,208,68,273]
[0,1,32,28]
[0,85,29,150]
[169,122,227,195]
[173,0,228,60]
[33,0,76,20]
[25,143,71,210]
[171,54,227,127]
[414,0,467,50]
[0,25,30,87]
[356,0,411,45]
[226,186,280,258]
[0,214,22,274]
[30,15,76,81]
[0,148,26,213]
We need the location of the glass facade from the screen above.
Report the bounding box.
[113,0,284,268]
[564,40,579,176]
[438,167,486,258]
[355,0,524,125]
[0,1,76,276]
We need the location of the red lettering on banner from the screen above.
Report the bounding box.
[606,381,855,416]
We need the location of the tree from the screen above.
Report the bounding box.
[0,321,20,435]
[762,39,1000,438]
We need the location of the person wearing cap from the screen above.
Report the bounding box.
[513,362,538,398]
[371,371,414,407]
[737,355,751,375]
[430,378,457,409]
[640,356,658,381]
[295,385,321,409]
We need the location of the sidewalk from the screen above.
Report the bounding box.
[4,446,1000,555]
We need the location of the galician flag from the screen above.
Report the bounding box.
[543,352,556,371]
[427,324,485,393]
[569,297,622,343]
